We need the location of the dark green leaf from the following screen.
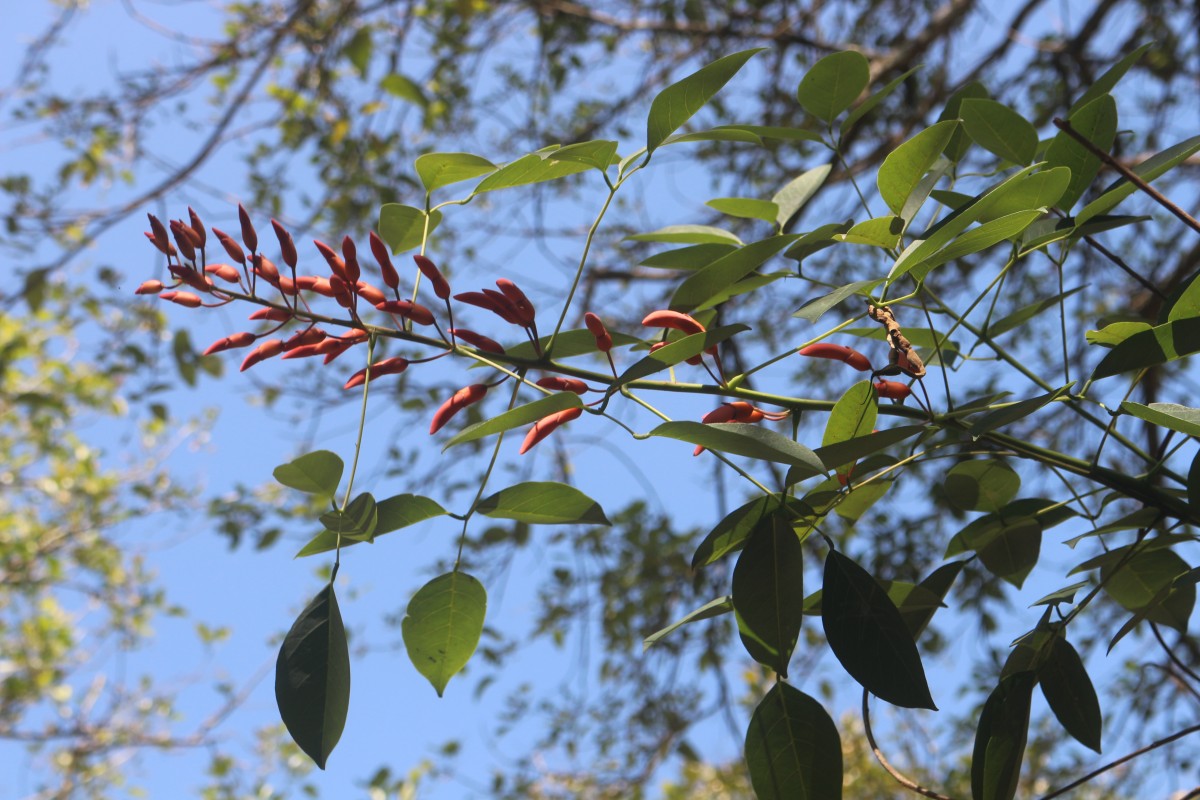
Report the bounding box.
[807,425,927,479]
[476,481,609,525]
[273,450,343,499]
[901,561,966,638]
[643,596,732,651]
[793,279,886,324]
[652,421,825,477]
[1068,43,1152,115]
[378,204,444,253]
[1190,449,1200,510]
[733,513,805,675]
[822,381,877,476]
[971,672,1034,800]
[640,243,737,270]
[502,328,642,361]
[1031,581,1090,607]
[797,50,870,122]
[415,152,497,193]
[877,120,959,216]
[938,81,989,163]
[745,683,843,800]
[960,98,1038,166]
[647,48,766,153]
[986,287,1084,338]
[276,583,350,769]
[342,27,372,76]
[471,149,592,194]
[1044,95,1117,210]
[376,494,447,534]
[444,393,583,449]
[402,572,486,696]
[669,236,798,312]
[692,494,798,569]
[822,550,936,709]
[318,492,377,541]
[967,385,1072,437]
[944,460,1020,512]
[841,66,920,136]
[1091,318,1200,380]
[785,222,852,263]
[1101,548,1194,634]
[1039,637,1102,753]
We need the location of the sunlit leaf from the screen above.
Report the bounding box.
[444,393,583,449]
[797,50,870,122]
[273,450,343,500]
[643,596,732,651]
[402,572,486,696]
[378,204,444,253]
[415,152,497,193]
[878,120,959,216]
[647,48,766,153]
[475,481,609,525]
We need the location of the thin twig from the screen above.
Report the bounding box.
[861,690,958,800]
[1038,723,1200,799]
[1052,117,1200,237]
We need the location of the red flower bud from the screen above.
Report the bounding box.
[328,274,353,307]
[277,276,300,295]
[253,254,280,286]
[342,235,361,284]
[799,343,872,372]
[169,220,198,262]
[283,327,327,351]
[495,278,535,326]
[240,338,284,371]
[583,312,613,352]
[370,231,399,290]
[205,263,242,283]
[135,280,164,295]
[874,380,912,400]
[454,291,521,325]
[355,281,387,306]
[448,328,505,354]
[376,299,435,326]
[187,207,207,248]
[160,290,202,308]
[271,219,298,268]
[238,203,258,252]
[212,227,246,265]
[536,376,588,394]
[313,239,348,280]
[248,307,293,322]
[414,254,451,300]
[146,214,171,255]
[203,331,257,356]
[519,407,582,454]
[344,356,409,389]
[429,384,488,434]
[481,288,525,325]
[294,275,335,296]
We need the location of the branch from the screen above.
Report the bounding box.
[1038,723,1200,799]
[861,690,959,800]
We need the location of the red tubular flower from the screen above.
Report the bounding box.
[495,279,535,326]
[212,227,247,265]
[641,309,716,358]
[205,263,242,283]
[271,219,298,268]
[294,276,336,296]
[370,231,400,291]
[248,307,293,322]
[354,281,387,306]
[519,406,582,454]
[481,289,525,325]
[375,299,435,326]
[169,220,198,262]
[169,264,212,292]
[283,327,327,351]
[328,275,354,308]
[414,255,450,300]
[160,290,202,308]
[187,207,207,248]
[584,312,613,352]
[449,328,505,354]
[342,236,361,284]
[799,343,872,372]
[874,380,912,400]
[282,339,339,360]
[536,376,588,394]
[429,384,488,434]
[203,332,257,356]
[239,339,284,371]
[322,339,357,364]
[134,280,164,295]
[313,239,348,281]
[238,203,258,252]
[344,356,409,389]
[252,254,280,287]
[454,291,522,326]
[144,231,177,257]
[146,214,171,255]
[277,276,300,295]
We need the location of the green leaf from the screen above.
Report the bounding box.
[946,513,1042,589]
[832,481,890,521]
[444,393,583,449]
[1121,402,1200,438]
[972,672,1034,800]
[613,325,749,388]
[669,236,798,312]
[475,481,609,525]
[878,120,959,216]
[772,164,832,228]
[944,460,1020,513]
[318,492,378,541]
[1044,94,1117,210]
[1101,548,1194,634]
[379,73,428,108]
[643,596,732,651]
[967,385,1072,438]
[275,583,350,769]
[502,328,642,361]
[1068,43,1152,115]
[733,512,805,675]
[806,425,928,480]
[822,381,877,476]
[938,81,989,163]
[785,222,852,263]
[841,66,920,136]
[1190,450,1200,510]
[647,48,766,153]
[545,139,619,171]
[1169,270,1200,322]
[1091,317,1200,380]
[1078,134,1200,224]
[908,210,1042,282]
[960,98,1038,166]
[974,168,1070,222]
[835,216,903,249]
[640,243,737,270]
[821,550,936,709]
[1031,581,1090,607]
[401,572,486,696]
[342,27,372,76]
[1085,320,1151,347]
[986,287,1084,339]
[793,279,886,324]
[666,124,824,146]
[471,149,592,194]
[745,683,843,800]
[376,494,447,534]
[692,494,801,569]
[707,197,779,223]
[901,561,966,638]
[1039,637,1102,753]
[797,50,870,122]
[378,204,444,253]
[626,225,742,245]
[414,152,497,193]
[273,450,343,500]
[651,421,826,477]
